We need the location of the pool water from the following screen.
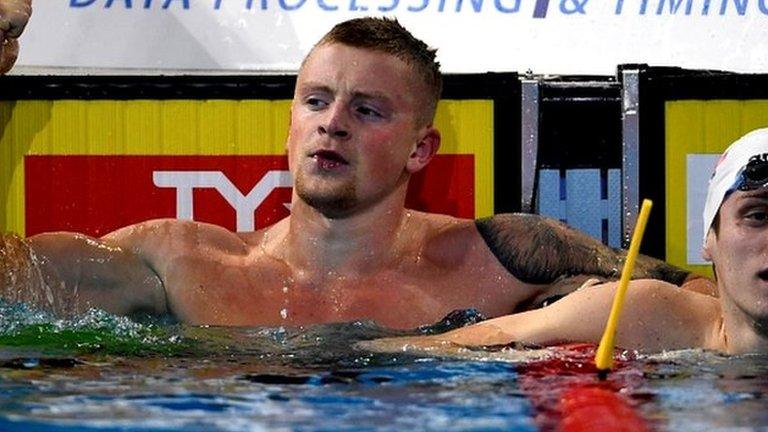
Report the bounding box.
[0,303,766,432]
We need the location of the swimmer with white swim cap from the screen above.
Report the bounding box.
[370,128,768,353]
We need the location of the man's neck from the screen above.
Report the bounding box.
[280,194,415,277]
[721,297,768,354]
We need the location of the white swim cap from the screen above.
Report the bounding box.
[702,128,768,249]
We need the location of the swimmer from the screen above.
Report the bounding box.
[0,17,707,329]
[369,128,768,352]
[0,0,31,74]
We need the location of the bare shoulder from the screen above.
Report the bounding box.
[414,211,477,240]
[103,218,250,256]
[410,211,486,267]
[237,216,289,250]
[621,279,719,313]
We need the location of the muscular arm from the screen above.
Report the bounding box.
[446,280,720,351]
[1,231,167,318]
[475,214,712,305]
[370,280,722,353]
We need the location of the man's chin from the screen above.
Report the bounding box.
[297,192,357,218]
[295,177,358,218]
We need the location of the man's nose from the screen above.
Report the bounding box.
[318,104,350,139]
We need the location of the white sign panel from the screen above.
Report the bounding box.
[686,153,718,265]
[15,1,768,74]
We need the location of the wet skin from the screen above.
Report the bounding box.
[288,43,434,218]
[94,215,530,328]
[6,43,704,330]
[16,44,535,329]
[368,190,768,354]
[365,278,725,354]
[703,188,768,352]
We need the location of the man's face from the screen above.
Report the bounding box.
[706,189,768,323]
[286,43,436,218]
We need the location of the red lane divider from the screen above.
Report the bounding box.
[516,344,653,432]
[560,385,650,432]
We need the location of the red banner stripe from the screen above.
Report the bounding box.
[24,155,475,237]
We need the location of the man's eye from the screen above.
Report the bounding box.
[745,210,768,222]
[306,97,328,109]
[357,106,382,118]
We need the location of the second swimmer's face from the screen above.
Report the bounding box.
[706,188,768,323]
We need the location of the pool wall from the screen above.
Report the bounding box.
[3,69,768,276]
[0,74,518,238]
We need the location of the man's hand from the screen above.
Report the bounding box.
[0,0,32,74]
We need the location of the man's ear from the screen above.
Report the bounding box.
[285,106,293,147]
[702,229,715,261]
[406,127,441,174]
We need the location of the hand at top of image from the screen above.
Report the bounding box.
[0,0,32,74]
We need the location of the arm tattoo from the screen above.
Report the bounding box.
[475,213,690,286]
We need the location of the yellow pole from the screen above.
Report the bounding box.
[594,199,653,375]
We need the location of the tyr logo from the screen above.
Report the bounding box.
[153,170,293,232]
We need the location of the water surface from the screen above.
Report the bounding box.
[0,303,766,431]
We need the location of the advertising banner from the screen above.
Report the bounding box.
[15,1,768,75]
[0,98,493,237]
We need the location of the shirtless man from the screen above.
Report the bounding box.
[371,128,768,352]
[0,18,699,329]
[0,0,31,74]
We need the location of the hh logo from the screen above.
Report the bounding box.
[24,154,475,237]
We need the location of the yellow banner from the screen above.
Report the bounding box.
[666,99,768,278]
[1,99,494,235]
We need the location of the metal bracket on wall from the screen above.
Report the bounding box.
[621,68,641,248]
[521,79,540,213]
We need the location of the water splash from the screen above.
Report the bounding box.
[1,234,72,316]
[0,301,189,356]
[280,276,293,322]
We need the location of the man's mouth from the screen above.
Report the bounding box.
[310,150,349,170]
